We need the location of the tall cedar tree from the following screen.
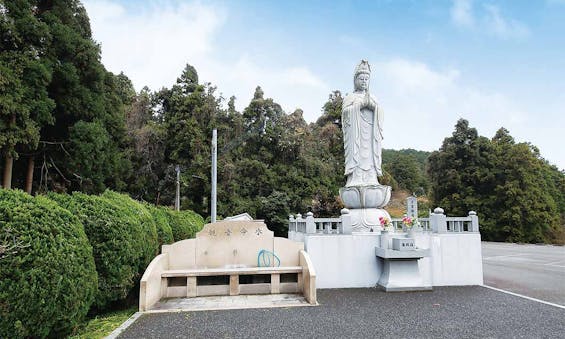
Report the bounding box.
[34,0,129,193]
[0,0,54,190]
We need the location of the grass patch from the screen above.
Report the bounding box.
[70,308,136,339]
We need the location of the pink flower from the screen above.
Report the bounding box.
[380,216,391,227]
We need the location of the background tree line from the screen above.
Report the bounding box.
[428,119,565,244]
[1,0,563,243]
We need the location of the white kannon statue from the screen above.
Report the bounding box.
[342,60,383,187]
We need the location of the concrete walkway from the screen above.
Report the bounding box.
[118,287,564,338]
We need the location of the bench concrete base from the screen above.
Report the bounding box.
[148,293,313,312]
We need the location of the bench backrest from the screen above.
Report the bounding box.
[162,220,303,269]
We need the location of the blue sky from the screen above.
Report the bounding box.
[83,0,565,169]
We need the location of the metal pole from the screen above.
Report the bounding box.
[175,165,180,211]
[211,129,217,223]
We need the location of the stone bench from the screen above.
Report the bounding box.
[139,220,317,311]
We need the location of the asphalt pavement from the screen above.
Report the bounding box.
[482,242,565,306]
[118,287,564,339]
[116,242,565,338]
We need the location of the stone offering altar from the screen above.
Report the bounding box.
[376,231,431,292]
[340,60,392,231]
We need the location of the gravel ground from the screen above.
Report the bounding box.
[119,286,565,339]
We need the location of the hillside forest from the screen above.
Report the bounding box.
[1,0,564,244]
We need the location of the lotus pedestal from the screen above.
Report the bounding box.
[339,185,392,232]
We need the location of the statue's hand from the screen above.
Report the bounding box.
[362,95,376,111]
[368,97,377,111]
[361,94,372,110]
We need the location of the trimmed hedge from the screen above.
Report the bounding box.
[166,208,205,241]
[145,204,174,248]
[0,189,97,338]
[101,190,158,272]
[48,192,145,310]
[1,188,203,337]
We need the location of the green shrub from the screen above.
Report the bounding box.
[101,191,158,272]
[166,208,205,241]
[145,204,174,248]
[48,192,143,310]
[0,189,97,338]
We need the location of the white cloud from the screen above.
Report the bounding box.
[451,0,474,27]
[450,0,530,40]
[205,56,329,119]
[284,67,327,88]
[84,0,329,120]
[371,58,531,153]
[377,59,459,92]
[483,4,530,39]
[83,0,226,90]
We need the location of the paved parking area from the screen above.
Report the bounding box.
[118,287,564,339]
[482,242,565,306]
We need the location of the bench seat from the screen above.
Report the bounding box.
[162,266,303,277]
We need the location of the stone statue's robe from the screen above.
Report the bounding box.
[342,92,383,187]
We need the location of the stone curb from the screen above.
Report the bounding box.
[105,312,143,339]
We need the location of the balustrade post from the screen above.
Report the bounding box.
[469,211,479,232]
[340,208,352,234]
[289,214,295,232]
[305,212,316,234]
[431,207,447,233]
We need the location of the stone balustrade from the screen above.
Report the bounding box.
[289,211,348,234]
[289,208,479,234]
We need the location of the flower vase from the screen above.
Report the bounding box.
[380,230,392,249]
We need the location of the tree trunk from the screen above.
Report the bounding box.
[25,156,35,194]
[3,114,16,189]
[3,155,13,189]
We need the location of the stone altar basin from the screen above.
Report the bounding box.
[339,185,391,209]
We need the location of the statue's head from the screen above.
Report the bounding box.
[354,60,371,92]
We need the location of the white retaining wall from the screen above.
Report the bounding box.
[288,231,483,288]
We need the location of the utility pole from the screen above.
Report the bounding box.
[211,129,217,223]
[210,116,264,222]
[175,165,180,211]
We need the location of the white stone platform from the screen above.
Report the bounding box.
[148,294,311,312]
[288,231,483,289]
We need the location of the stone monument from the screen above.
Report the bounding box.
[339,60,392,231]
[407,196,418,218]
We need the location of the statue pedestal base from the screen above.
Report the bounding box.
[339,184,392,232]
[349,208,392,232]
